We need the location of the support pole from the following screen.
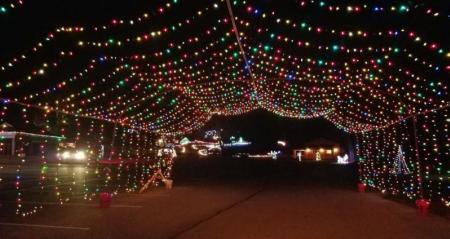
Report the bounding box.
[411,116,424,199]
[108,123,118,161]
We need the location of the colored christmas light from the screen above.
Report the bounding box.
[0,0,448,215]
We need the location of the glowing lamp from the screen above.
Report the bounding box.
[61,151,70,159]
[74,151,86,161]
[277,140,287,147]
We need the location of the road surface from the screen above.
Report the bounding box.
[1,158,449,239]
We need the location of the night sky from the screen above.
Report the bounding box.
[1,0,210,61]
[2,1,448,58]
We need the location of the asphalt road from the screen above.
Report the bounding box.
[0,158,449,239]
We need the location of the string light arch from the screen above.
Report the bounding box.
[0,0,449,214]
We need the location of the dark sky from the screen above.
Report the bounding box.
[0,0,171,59]
[2,0,448,62]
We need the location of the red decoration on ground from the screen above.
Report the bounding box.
[415,199,430,216]
[357,183,366,193]
[99,192,112,208]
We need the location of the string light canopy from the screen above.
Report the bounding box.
[0,0,23,14]
[0,0,447,134]
[0,0,449,211]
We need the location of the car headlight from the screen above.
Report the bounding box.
[62,151,71,160]
[74,151,86,161]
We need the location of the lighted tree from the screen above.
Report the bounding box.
[391,145,411,175]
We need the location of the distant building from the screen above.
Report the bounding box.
[0,131,64,161]
[292,138,342,162]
